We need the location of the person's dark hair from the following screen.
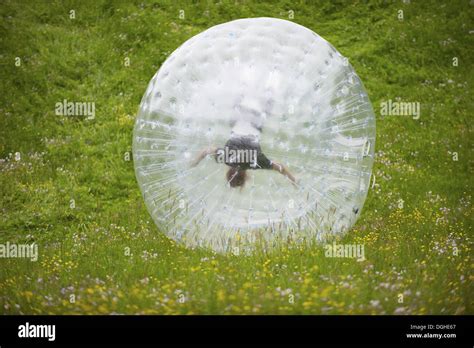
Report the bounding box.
[226,167,247,188]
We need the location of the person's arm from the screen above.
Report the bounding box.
[271,161,297,185]
[190,146,217,167]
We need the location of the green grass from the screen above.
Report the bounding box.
[0,0,472,314]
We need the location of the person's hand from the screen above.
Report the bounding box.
[291,177,300,188]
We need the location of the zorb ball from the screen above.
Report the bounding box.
[133,18,375,253]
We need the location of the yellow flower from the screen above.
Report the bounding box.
[23,291,34,301]
[217,290,225,301]
[243,282,252,289]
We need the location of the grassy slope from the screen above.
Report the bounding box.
[0,0,472,314]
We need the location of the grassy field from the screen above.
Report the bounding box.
[0,0,472,314]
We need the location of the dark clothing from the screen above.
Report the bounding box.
[215,136,272,170]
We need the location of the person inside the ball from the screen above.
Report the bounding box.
[191,133,296,189]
